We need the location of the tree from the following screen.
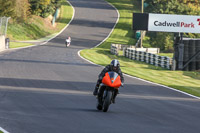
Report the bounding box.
[52,0,62,8]
[0,0,16,18]
[145,0,200,15]
[29,0,62,18]
[15,0,31,22]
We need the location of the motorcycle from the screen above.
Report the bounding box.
[65,40,70,47]
[96,71,122,112]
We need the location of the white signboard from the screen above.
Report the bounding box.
[148,13,200,33]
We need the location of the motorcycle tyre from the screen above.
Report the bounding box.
[96,95,102,110]
[103,90,112,112]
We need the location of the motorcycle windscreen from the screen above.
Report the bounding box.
[102,72,121,88]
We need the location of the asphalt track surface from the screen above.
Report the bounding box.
[0,0,200,133]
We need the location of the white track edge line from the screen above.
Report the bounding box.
[94,1,120,48]
[124,74,200,99]
[78,1,200,100]
[78,0,120,67]
[0,127,9,133]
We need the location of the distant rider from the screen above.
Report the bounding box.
[66,36,71,47]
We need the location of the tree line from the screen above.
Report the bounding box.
[143,0,200,52]
[145,0,200,15]
[0,0,62,22]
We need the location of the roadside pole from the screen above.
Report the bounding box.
[140,0,144,48]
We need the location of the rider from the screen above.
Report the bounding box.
[66,36,71,47]
[93,59,124,103]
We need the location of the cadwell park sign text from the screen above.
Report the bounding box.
[133,13,200,34]
[149,13,200,33]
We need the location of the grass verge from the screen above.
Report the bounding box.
[7,0,73,48]
[158,53,173,58]
[9,42,34,49]
[80,0,200,97]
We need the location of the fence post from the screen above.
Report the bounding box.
[5,38,9,49]
[196,40,200,70]
[183,40,189,71]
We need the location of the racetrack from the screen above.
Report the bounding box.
[0,0,200,133]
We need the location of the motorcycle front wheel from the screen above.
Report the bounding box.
[102,90,112,112]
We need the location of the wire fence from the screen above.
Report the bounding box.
[0,17,10,36]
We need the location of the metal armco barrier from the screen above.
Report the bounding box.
[110,44,159,56]
[110,44,167,68]
[110,44,119,55]
[110,44,135,56]
[124,48,172,69]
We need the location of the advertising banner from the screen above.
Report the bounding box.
[148,13,200,33]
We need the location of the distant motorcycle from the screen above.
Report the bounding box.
[96,71,122,112]
[65,37,71,47]
[65,41,70,47]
